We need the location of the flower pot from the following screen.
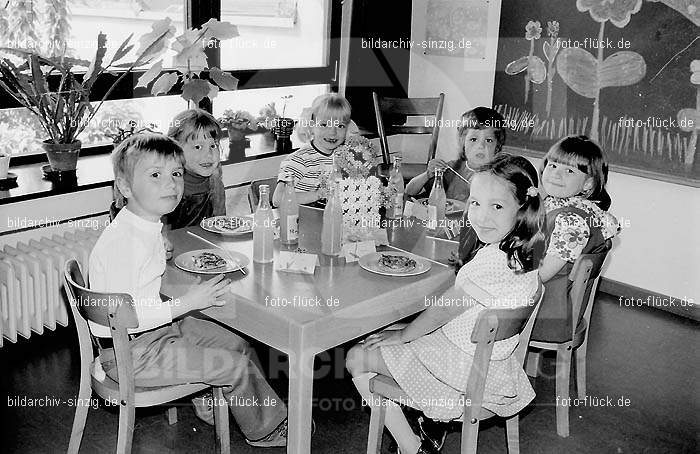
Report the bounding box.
[42,140,81,171]
[0,154,10,179]
[227,128,247,142]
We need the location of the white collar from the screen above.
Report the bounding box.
[114,207,162,235]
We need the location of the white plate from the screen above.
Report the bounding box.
[201,215,253,236]
[358,251,431,277]
[416,198,466,215]
[174,249,249,274]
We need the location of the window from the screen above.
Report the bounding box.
[220,0,330,70]
[0,0,340,160]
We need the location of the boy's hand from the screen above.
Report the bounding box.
[181,274,231,310]
[427,159,448,175]
[163,233,174,260]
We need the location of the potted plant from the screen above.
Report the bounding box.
[0,28,172,171]
[219,109,257,141]
[257,95,294,153]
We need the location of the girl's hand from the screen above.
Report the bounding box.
[362,329,406,350]
[427,159,448,175]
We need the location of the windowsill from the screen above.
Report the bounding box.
[0,132,297,206]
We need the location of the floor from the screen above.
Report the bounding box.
[1,293,697,453]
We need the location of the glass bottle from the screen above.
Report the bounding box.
[427,167,446,230]
[253,185,274,263]
[279,180,299,245]
[321,181,343,256]
[386,156,404,219]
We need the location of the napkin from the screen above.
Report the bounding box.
[275,251,320,274]
[341,240,376,263]
[404,200,429,220]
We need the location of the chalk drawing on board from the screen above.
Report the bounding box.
[504,21,547,105]
[425,0,488,59]
[495,0,699,179]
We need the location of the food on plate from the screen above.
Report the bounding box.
[213,217,250,233]
[192,251,228,270]
[378,254,417,272]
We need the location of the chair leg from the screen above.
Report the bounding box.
[116,400,135,454]
[575,341,589,400]
[213,387,230,454]
[167,406,178,425]
[524,349,542,378]
[460,417,480,454]
[505,415,520,454]
[555,347,573,438]
[366,394,386,454]
[67,374,92,454]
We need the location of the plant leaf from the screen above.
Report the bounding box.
[556,47,598,98]
[207,81,219,100]
[181,78,212,104]
[209,67,238,90]
[527,56,547,84]
[151,72,179,96]
[111,33,135,63]
[201,19,239,40]
[599,51,646,89]
[505,56,529,75]
[136,60,163,88]
[84,33,108,90]
[135,18,176,64]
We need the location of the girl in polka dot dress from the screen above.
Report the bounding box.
[346,154,546,454]
[533,135,619,343]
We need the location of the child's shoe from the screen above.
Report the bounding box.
[192,393,215,426]
[245,419,288,448]
[245,418,316,448]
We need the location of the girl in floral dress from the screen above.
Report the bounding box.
[346,154,546,454]
[533,135,620,342]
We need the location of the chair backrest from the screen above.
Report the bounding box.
[462,282,544,422]
[569,239,611,338]
[63,260,137,389]
[248,177,279,212]
[372,92,445,165]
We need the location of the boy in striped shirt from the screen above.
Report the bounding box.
[273,94,352,206]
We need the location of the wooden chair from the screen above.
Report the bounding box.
[63,260,231,454]
[248,177,278,212]
[366,284,544,454]
[372,92,445,180]
[527,241,611,437]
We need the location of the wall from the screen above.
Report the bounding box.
[407,0,699,303]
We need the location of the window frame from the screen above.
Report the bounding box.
[0,0,342,166]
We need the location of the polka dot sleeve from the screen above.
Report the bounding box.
[547,211,590,263]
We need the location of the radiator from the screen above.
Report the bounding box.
[0,227,104,347]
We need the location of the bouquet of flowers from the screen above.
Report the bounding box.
[333,136,380,179]
[257,103,279,131]
[219,109,257,132]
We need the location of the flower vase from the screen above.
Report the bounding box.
[274,117,294,154]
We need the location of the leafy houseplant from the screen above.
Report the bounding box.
[138,18,240,106]
[0,28,172,171]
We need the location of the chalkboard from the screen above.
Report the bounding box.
[493,0,699,183]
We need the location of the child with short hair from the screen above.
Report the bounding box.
[90,134,288,447]
[166,108,227,229]
[533,135,619,342]
[347,154,545,454]
[273,93,352,206]
[405,106,507,201]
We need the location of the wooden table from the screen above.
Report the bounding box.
[161,207,457,453]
